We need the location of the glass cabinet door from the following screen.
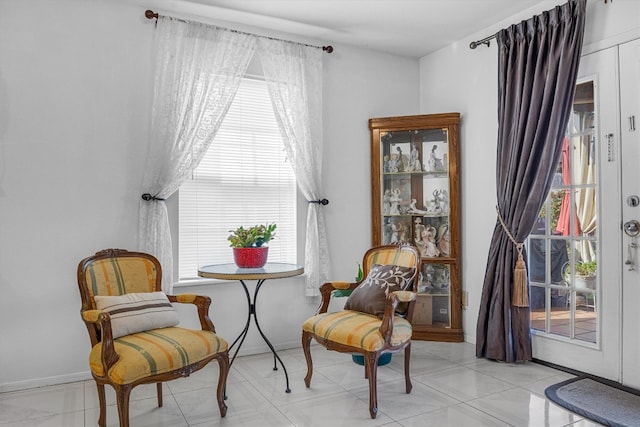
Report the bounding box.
[370,113,462,342]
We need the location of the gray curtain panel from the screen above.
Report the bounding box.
[476,0,586,362]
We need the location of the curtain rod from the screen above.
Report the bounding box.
[144,10,333,53]
[470,0,611,49]
[469,33,497,49]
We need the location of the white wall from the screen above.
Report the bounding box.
[419,0,640,343]
[0,0,154,391]
[0,0,419,391]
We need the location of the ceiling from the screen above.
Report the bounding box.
[140,0,551,58]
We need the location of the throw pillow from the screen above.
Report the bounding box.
[344,264,416,317]
[94,291,179,339]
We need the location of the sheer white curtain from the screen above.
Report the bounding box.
[139,16,256,292]
[258,39,329,297]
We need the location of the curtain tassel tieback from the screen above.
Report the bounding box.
[496,206,529,308]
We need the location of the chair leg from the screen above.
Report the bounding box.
[404,343,412,394]
[302,331,313,388]
[364,352,379,419]
[114,384,133,427]
[96,383,107,427]
[216,353,230,417]
[156,383,163,407]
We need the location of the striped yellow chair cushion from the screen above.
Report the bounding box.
[303,310,412,352]
[89,327,228,385]
[365,247,418,270]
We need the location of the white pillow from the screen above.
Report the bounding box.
[94,292,179,339]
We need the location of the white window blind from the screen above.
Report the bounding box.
[179,77,297,280]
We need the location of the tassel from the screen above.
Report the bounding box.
[512,244,529,307]
[495,206,530,308]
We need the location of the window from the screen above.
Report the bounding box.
[528,79,598,344]
[178,77,297,280]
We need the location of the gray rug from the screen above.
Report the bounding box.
[545,377,640,427]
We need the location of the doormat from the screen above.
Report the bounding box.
[545,376,640,427]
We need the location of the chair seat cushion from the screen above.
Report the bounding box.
[89,327,228,385]
[302,310,412,352]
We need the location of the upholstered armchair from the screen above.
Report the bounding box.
[302,244,421,419]
[77,249,229,427]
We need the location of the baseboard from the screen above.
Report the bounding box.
[532,358,640,396]
[0,371,93,393]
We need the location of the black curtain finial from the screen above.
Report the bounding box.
[308,198,329,206]
[141,193,166,202]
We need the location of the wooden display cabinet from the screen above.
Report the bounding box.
[369,113,463,342]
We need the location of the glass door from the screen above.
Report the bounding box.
[530,47,621,381]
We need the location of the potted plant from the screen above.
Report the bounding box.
[564,260,597,289]
[574,260,597,289]
[228,223,277,268]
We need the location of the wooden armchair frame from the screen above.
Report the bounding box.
[77,249,229,427]
[302,244,420,419]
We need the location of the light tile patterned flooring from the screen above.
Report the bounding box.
[0,341,603,426]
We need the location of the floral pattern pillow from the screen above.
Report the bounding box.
[344,264,416,317]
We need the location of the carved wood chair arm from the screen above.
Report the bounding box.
[318,281,359,314]
[82,310,120,371]
[378,291,416,344]
[167,294,216,332]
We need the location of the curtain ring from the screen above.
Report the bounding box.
[141,193,166,202]
[308,198,329,206]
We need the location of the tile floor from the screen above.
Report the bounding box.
[0,341,603,426]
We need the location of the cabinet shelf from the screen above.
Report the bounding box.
[370,113,463,342]
[382,213,450,218]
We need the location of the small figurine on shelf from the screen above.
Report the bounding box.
[400,223,409,242]
[426,144,445,172]
[389,188,402,215]
[383,155,390,173]
[408,142,422,172]
[421,224,440,257]
[431,189,449,213]
[435,266,450,290]
[421,264,436,293]
[437,224,451,256]
[414,217,426,256]
[395,146,405,172]
[413,218,424,245]
[408,198,428,214]
[382,218,392,245]
[382,189,392,214]
[388,154,398,173]
[390,221,403,244]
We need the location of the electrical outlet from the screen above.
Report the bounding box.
[462,290,468,308]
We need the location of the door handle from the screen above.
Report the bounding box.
[624,220,640,270]
[624,220,640,237]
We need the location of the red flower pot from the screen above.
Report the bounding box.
[233,247,269,268]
